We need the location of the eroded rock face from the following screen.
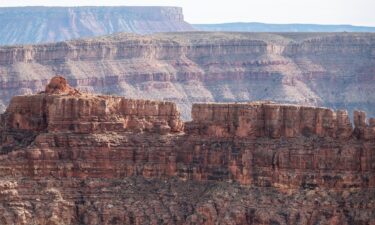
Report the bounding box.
[187,102,355,139]
[0,177,374,225]
[0,78,374,224]
[2,77,183,135]
[0,32,374,120]
[44,76,79,95]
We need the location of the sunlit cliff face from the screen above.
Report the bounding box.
[0,76,374,224]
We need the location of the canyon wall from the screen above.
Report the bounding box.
[0,32,374,120]
[0,78,374,224]
[2,93,374,186]
[0,6,194,45]
[6,94,183,134]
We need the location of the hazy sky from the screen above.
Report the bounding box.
[0,0,374,26]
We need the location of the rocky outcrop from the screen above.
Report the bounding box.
[0,32,374,120]
[3,77,183,135]
[44,76,79,95]
[182,102,375,189]
[0,6,194,45]
[0,78,374,224]
[187,102,354,139]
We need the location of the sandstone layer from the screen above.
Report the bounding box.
[0,32,374,120]
[0,77,374,224]
[0,6,194,45]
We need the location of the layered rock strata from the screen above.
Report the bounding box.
[0,6,194,45]
[0,32,374,120]
[0,77,374,224]
[2,77,182,136]
[188,102,375,140]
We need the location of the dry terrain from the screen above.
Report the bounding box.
[0,77,374,224]
[0,32,374,120]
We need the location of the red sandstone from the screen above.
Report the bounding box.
[0,77,374,225]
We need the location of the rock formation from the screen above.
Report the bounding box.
[0,6,194,45]
[44,76,80,95]
[0,77,374,224]
[0,32,374,120]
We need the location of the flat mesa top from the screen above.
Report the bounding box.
[192,101,333,111]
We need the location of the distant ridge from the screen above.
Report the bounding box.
[0,6,194,45]
[194,22,375,32]
[0,32,374,120]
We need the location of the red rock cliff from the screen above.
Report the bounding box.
[3,77,183,135]
[0,77,374,225]
[187,102,374,139]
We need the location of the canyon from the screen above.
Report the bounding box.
[0,6,194,45]
[0,32,374,120]
[0,77,374,224]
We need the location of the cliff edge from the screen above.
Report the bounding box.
[0,77,374,225]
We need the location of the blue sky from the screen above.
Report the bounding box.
[0,0,374,26]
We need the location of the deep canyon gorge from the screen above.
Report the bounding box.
[0,4,374,225]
